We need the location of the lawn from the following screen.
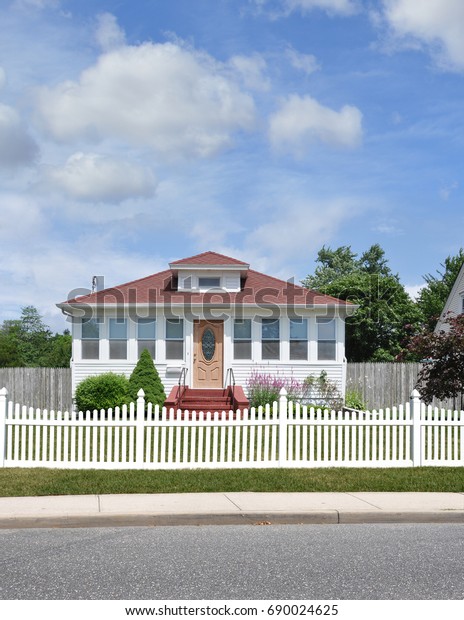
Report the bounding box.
[0,466,463,497]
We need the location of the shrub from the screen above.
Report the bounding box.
[127,349,166,409]
[245,371,301,409]
[344,388,366,411]
[75,372,129,412]
[299,371,343,411]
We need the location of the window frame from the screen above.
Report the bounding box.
[137,317,156,358]
[289,317,308,361]
[81,317,100,360]
[261,317,280,360]
[165,318,184,360]
[317,317,336,361]
[109,318,128,360]
[233,318,252,360]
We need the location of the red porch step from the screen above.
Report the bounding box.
[165,386,249,414]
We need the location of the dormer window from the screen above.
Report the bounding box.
[198,277,221,288]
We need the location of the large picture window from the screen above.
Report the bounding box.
[317,317,336,360]
[109,318,127,360]
[137,318,156,358]
[234,319,252,359]
[166,318,184,359]
[262,318,279,360]
[290,318,308,360]
[81,318,100,359]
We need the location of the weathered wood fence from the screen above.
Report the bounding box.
[0,364,462,413]
[0,368,72,411]
[346,363,464,410]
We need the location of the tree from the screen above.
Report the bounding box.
[0,306,71,367]
[417,249,464,329]
[127,349,166,409]
[403,314,464,405]
[303,244,422,361]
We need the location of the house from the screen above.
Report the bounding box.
[57,251,357,411]
[435,261,464,332]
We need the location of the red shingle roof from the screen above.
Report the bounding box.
[61,254,353,308]
[170,251,249,267]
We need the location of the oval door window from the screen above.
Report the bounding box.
[202,328,215,361]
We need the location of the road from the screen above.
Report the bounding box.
[1,524,463,600]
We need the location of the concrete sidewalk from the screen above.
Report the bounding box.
[0,492,463,528]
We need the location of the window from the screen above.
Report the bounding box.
[290,318,308,360]
[166,318,184,359]
[109,318,127,359]
[137,318,156,358]
[198,277,221,288]
[317,317,336,360]
[262,318,279,360]
[234,319,252,359]
[81,318,100,359]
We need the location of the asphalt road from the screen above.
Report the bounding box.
[1,524,463,600]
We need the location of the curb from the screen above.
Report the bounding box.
[1,510,464,529]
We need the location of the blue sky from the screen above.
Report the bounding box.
[1,0,464,331]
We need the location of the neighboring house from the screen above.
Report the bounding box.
[57,251,357,410]
[435,261,464,332]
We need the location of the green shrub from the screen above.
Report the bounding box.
[75,372,129,412]
[300,371,343,411]
[127,349,166,409]
[344,388,366,411]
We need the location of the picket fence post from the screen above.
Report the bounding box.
[279,388,288,467]
[135,389,145,467]
[0,387,7,468]
[410,389,422,467]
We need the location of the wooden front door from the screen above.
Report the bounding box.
[193,320,223,388]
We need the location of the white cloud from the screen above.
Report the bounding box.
[220,196,363,276]
[95,13,126,52]
[45,152,157,203]
[0,103,38,168]
[285,0,358,15]
[0,194,44,242]
[381,0,464,71]
[269,94,363,154]
[37,42,256,159]
[405,284,424,300]
[253,0,358,17]
[286,48,320,75]
[13,0,60,10]
[229,54,271,91]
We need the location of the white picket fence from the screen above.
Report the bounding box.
[1,387,463,470]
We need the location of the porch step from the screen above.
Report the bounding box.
[165,386,249,414]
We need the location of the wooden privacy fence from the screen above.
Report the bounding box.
[1,387,463,470]
[0,367,72,411]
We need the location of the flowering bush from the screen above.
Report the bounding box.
[245,371,301,409]
[245,370,343,411]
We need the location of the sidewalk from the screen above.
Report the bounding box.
[0,492,463,528]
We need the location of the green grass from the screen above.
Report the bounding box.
[0,466,463,497]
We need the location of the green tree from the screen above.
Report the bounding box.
[127,349,166,409]
[303,244,422,361]
[0,320,22,366]
[0,306,71,367]
[417,249,464,329]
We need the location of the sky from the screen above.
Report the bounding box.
[1,0,464,332]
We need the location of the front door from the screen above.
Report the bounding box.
[193,320,223,388]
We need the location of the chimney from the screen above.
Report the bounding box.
[91,275,105,293]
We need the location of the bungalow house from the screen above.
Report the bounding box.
[435,260,464,332]
[57,251,357,411]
